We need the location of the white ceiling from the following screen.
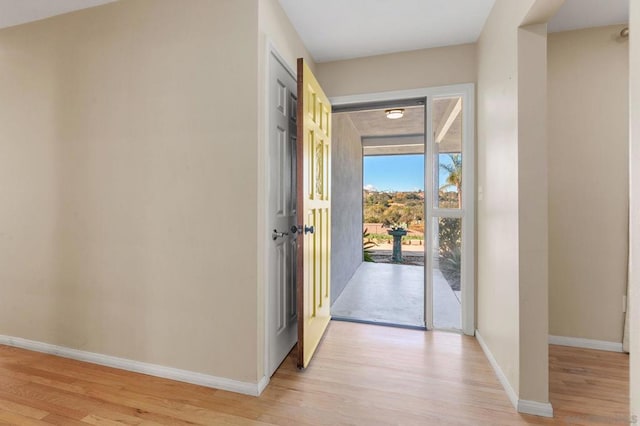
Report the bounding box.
[341,98,462,156]
[278,0,495,63]
[0,0,117,30]
[0,0,628,58]
[279,0,630,63]
[548,0,628,33]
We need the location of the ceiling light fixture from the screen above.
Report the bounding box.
[385,109,404,119]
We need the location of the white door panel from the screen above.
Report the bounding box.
[267,53,298,377]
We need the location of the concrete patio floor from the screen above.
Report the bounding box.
[331,262,461,329]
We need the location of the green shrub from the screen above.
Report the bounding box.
[438,218,462,291]
[439,247,461,291]
[438,217,461,255]
[367,233,424,242]
[363,228,377,262]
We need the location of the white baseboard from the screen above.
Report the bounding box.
[476,330,554,418]
[517,399,554,417]
[475,330,519,409]
[548,335,624,353]
[257,375,270,395]
[0,335,267,397]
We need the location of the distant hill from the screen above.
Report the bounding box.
[363,190,424,231]
[363,189,458,230]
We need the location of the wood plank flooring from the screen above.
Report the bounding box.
[547,344,630,425]
[0,321,629,425]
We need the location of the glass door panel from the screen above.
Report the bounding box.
[429,95,465,331]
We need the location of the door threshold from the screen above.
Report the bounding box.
[331,316,427,331]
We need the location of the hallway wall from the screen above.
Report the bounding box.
[548,25,629,345]
[476,0,562,412]
[316,44,476,98]
[0,0,261,384]
[629,0,639,417]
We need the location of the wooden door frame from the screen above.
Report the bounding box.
[330,84,476,335]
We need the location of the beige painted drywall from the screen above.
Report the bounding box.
[630,0,639,418]
[517,23,551,403]
[255,0,315,380]
[0,0,263,383]
[477,0,532,399]
[315,44,476,98]
[548,25,629,344]
[477,0,561,408]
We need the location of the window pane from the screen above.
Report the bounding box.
[433,97,462,208]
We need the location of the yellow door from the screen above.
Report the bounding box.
[296,58,331,369]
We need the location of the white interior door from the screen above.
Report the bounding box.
[267,52,298,377]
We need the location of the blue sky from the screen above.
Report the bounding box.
[363,154,456,192]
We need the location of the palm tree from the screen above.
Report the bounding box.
[439,154,462,208]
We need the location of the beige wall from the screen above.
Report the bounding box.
[477,0,531,399]
[315,44,476,97]
[477,0,561,409]
[0,0,262,383]
[548,26,629,344]
[517,23,550,403]
[630,0,640,418]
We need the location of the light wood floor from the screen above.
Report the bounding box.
[0,321,629,425]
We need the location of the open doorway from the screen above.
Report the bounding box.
[329,93,470,332]
[330,102,426,328]
[332,96,464,330]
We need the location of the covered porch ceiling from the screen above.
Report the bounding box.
[337,97,463,156]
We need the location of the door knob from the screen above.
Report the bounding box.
[272,229,289,240]
[291,225,315,234]
[291,225,315,235]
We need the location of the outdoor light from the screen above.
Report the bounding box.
[385,109,404,119]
